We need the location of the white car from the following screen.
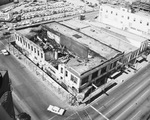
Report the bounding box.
[1,49,9,56]
[47,105,65,115]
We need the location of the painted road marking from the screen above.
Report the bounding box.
[48,115,57,120]
[114,90,150,120]
[127,82,135,88]
[106,80,149,116]
[90,105,109,120]
[129,110,141,120]
[64,112,77,120]
[84,109,92,120]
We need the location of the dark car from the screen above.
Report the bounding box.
[3,31,11,36]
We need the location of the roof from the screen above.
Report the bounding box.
[16,22,122,76]
[61,20,138,53]
[131,1,150,12]
[66,55,105,76]
[101,3,130,11]
[16,26,107,76]
[134,10,150,19]
[81,27,137,53]
[84,20,148,47]
[60,20,89,30]
[44,22,121,60]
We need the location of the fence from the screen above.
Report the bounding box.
[8,43,76,105]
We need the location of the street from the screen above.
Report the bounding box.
[0,39,74,120]
[1,9,150,120]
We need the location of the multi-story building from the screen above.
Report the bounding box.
[13,21,123,99]
[0,70,15,120]
[98,1,150,39]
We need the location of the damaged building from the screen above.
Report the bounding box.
[13,22,125,101]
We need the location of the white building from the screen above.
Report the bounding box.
[98,2,150,39]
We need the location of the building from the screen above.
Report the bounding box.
[13,21,124,100]
[0,70,16,120]
[98,1,150,39]
[61,19,149,65]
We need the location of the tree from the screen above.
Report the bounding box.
[17,112,31,120]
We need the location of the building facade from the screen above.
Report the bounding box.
[98,2,150,39]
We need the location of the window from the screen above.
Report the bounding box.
[25,42,27,48]
[127,16,129,19]
[101,66,107,75]
[111,11,113,14]
[92,71,98,79]
[31,46,33,51]
[37,50,39,56]
[61,67,63,73]
[140,20,142,24]
[20,37,22,43]
[28,43,30,49]
[81,76,89,85]
[41,53,43,58]
[109,63,113,70]
[65,71,68,77]
[116,13,118,16]
[15,34,17,39]
[34,48,36,53]
[71,75,78,84]
[23,40,25,45]
[113,61,117,68]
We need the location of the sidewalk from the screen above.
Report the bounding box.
[114,55,150,86]
[70,54,150,111]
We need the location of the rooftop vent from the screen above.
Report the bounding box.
[73,34,82,39]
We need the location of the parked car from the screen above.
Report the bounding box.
[47,105,65,115]
[3,31,11,36]
[1,49,9,56]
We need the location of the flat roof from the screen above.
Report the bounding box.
[45,22,121,60]
[86,21,148,46]
[81,27,137,53]
[66,55,105,76]
[15,26,107,76]
[61,20,138,53]
[135,10,150,19]
[60,20,90,30]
